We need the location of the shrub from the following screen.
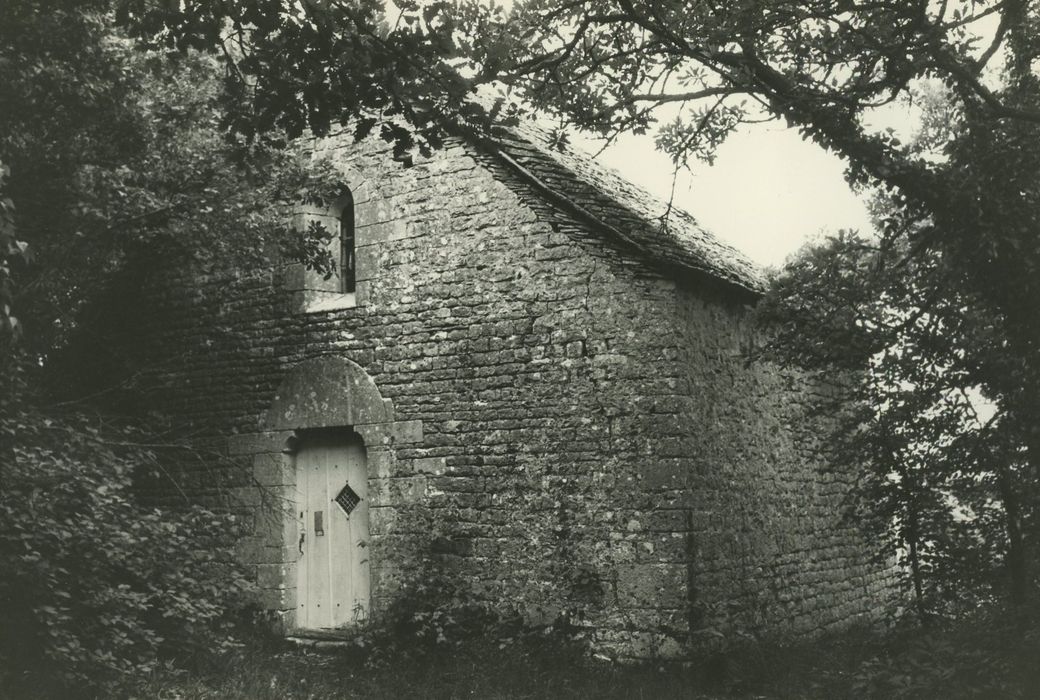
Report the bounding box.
[336,533,587,670]
[848,607,1040,699]
[0,400,253,697]
[337,553,504,669]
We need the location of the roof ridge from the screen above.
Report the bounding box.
[489,117,766,295]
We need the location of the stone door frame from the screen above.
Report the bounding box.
[227,355,426,633]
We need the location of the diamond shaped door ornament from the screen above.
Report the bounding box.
[334,482,362,516]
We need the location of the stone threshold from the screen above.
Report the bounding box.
[286,630,355,649]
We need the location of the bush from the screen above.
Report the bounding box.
[0,400,253,698]
[334,540,586,671]
[847,607,1040,699]
[339,556,505,668]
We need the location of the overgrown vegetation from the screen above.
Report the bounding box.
[0,369,253,698]
[0,3,339,695]
[125,604,1040,699]
[756,77,1040,617]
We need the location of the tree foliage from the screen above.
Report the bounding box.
[0,1,347,360]
[755,65,1040,614]
[116,0,512,157]
[758,225,1032,616]
[0,2,342,692]
[0,370,251,696]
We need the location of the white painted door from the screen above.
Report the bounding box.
[295,434,370,630]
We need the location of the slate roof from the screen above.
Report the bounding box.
[487,119,766,296]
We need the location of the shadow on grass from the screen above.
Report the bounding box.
[3,605,1026,699]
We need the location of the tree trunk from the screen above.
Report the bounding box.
[995,464,1028,607]
[906,506,928,622]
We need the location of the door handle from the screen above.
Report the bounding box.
[314,510,325,536]
[298,531,305,555]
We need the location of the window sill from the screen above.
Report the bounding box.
[302,291,357,313]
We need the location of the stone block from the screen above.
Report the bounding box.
[368,448,395,478]
[257,584,297,612]
[390,475,428,504]
[636,455,686,488]
[253,453,293,486]
[254,509,296,549]
[257,563,293,589]
[354,244,381,282]
[355,197,393,224]
[356,419,423,445]
[234,537,265,566]
[369,506,398,535]
[355,279,372,306]
[228,486,261,508]
[264,356,392,429]
[616,563,686,609]
[647,510,690,533]
[367,477,389,507]
[228,431,296,456]
[358,218,411,245]
[404,456,446,475]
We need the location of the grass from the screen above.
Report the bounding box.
[122,627,898,700]
[128,615,1040,700]
[8,608,1039,699]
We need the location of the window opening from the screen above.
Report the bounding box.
[339,191,356,293]
[335,481,362,516]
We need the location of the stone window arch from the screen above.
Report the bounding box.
[289,186,362,312]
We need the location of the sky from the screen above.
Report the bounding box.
[575,124,877,270]
[560,25,1002,272]
[382,0,1003,271]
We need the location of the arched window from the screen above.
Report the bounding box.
[292,186,361,312]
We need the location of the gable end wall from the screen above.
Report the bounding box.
[102,132,892,658]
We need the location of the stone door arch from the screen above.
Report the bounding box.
[229,355,425,633]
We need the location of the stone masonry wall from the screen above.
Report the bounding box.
[661,288,893,650]
[105,129,893,659]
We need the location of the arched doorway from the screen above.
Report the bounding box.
[256,355,425,633]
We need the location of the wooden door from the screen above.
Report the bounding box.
[295,433,370,631]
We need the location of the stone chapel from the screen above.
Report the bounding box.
[110,119,894,659]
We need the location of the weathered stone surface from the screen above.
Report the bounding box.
[228,430,296,456]
[356,419,423,446]
[253,453,292,486]
[264,356,392,429]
